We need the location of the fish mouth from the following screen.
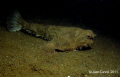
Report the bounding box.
[88,37,93,40]
[76,46,92,51]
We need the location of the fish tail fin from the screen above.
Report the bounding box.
[7,11,24,32]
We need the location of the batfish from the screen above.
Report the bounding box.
[7,11,96,53]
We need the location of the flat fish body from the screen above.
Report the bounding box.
[7,11,96,53]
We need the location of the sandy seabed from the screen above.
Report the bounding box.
[0,22,120,77]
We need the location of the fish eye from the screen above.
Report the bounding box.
[87,35,90,38]
[87,35,93,40]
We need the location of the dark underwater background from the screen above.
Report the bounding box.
[0,0,120,38]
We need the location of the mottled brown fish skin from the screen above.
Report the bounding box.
[42,28,96,53]
[7,11,96,53]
